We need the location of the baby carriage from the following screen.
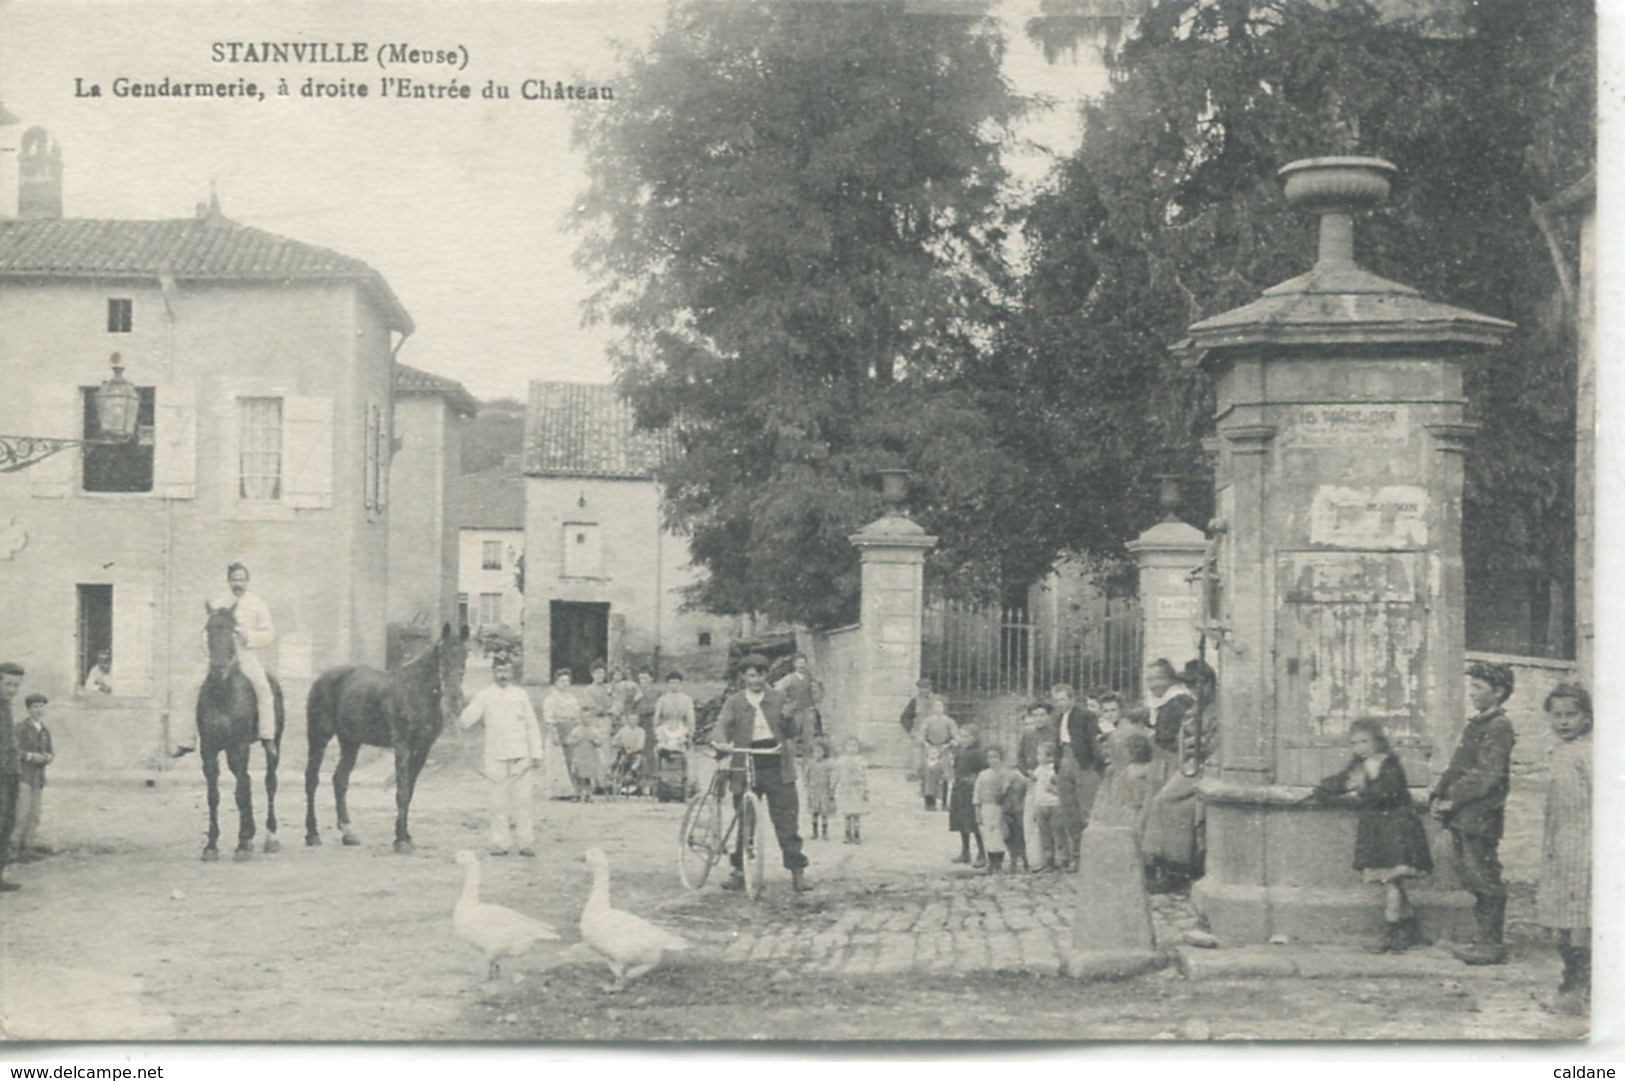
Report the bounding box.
[609,724,649,799]
[652,721,692,803]
[655,746,689,803]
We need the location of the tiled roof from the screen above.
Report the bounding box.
[453,465,526,530]
[0,215,413,332]
[523,381,676,479]
[395,363,478,417]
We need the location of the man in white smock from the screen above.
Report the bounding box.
[174,562,278,755]
[458,658,544,856]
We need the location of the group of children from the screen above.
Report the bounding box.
[1306,663,1593,1013]
[933,692,1159,875]
[916,662,1592,1015]
[801,737,870,843]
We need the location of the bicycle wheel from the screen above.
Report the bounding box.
[678,788,724,890]
[741,791,766,900]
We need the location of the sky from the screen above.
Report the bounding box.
[0,0,1106,400]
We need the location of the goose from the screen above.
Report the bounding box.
[453,848,560,982]
[580,847,689,992]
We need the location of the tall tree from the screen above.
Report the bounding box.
[573,1,1035,628]
[998,0,1592,651]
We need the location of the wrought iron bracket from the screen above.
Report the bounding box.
[0,434,132,474]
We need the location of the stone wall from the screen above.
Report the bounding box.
[803,624,864,750]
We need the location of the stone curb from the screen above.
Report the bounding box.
[1059,949,1174,981]
[1176,943,1508,981]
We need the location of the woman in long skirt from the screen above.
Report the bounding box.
[948,723,988,867]
[540,668,581,798]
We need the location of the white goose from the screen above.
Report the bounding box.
[581,847,689,992]
[453,849,560,982]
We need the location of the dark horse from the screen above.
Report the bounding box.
[198,603,286,861]
[304,623,469,853]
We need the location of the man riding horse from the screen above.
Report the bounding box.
[174,562,278,756]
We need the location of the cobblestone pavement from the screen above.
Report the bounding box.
[649,763,1563,990]
[654,763,1202,978]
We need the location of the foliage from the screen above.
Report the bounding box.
[460,398,525,476]
[573,1,1036,627]
[1001,0,1592,646]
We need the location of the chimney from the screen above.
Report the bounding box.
[18,126,63,220]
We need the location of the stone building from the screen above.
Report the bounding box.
[388,362,477,655]
[454,460,525,641]
[519,381,732,683]
[0,128,413,767]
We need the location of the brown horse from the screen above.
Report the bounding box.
[303,623,469,853]
[197,603,285,861]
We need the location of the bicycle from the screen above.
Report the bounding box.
[677,743,781,899]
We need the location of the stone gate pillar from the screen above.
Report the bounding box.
[1126,509,1208,695]
[1177,157,1514,944]
[848,470,936,765]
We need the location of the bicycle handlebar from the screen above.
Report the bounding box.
[707,743,784,756]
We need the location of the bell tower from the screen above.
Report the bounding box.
[18,126,63,220]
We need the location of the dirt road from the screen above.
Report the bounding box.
[0,736,1590,1046]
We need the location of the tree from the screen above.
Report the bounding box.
[573,1,1037,628]
[999,0,1592,652]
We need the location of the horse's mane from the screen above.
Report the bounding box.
[398,639,444,689]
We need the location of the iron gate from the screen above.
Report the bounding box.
[920,597,1143,751]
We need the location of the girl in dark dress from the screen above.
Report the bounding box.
[948,723,989,868]
[1310,717,1433,953]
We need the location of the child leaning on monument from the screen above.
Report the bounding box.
[1429,661,1516,965]
[1306,717,1432,953]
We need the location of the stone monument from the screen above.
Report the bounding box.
[848,469,936,763]
[1176,157,1514,943]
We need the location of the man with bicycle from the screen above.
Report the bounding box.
[709,654,810,893]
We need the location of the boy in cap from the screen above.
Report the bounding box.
[14,693,54,860]
[1430,661,1517,964]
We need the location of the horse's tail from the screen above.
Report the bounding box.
[306,669,348,752]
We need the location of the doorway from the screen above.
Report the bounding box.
[550,600,609,684]
[77,583,113,686]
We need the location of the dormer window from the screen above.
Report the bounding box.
[107,298,132,333]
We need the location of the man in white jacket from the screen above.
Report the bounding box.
[175,563,279,755]
[458,658,544,856]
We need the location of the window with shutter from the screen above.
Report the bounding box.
[282,396,334,509]
[153,387,197,500]
[376,403,390,510]
[82,386,156,493]
[110,580,155,697]
[364,404,378,510]
[28,386,77,498]
[238,397,283,501]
